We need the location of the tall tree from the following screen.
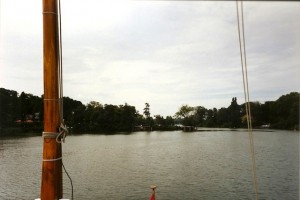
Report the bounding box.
[194,106,207,126]
[205,108,217,127]
[175,105,196,126]
[63,97,86,131]
[216,107,229,127]
[175,105,194,119]
[228,97,241,128]
[143,102,151,119]
[270,92,299,129]
[0,88,19,127]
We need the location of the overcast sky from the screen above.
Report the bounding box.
[0,1,299,117]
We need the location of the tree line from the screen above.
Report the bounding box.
[0,87,299,134]
[174,94,299,130]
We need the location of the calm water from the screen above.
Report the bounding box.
[0,129,299,200]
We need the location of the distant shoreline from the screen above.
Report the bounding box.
[1,126,298,138]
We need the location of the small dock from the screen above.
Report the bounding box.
[182,126,196,132]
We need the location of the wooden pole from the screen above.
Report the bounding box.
[41,0,62,199]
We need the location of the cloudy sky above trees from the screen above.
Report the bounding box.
[1,1,299,116]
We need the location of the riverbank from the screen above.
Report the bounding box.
[1,125,298,138]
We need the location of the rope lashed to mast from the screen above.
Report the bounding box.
[236,1,259,199]
[43,0,68,143]
[42,0,67,143]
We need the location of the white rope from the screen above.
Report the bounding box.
[56,122,69,143]
[43,157,62,162]
[236,1,259,200]
[43,11,57,15]
[42,124,68,143]
[43,132,60,138]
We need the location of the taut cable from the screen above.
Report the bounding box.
[236,1,259,199]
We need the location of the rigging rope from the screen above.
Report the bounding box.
[57,0,73,199]
[53,0,68,144]
[236,1,259,199]
[58,0,63,125]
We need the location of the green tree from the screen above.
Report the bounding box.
[143,103,150,119]
[205,108,217,127]
[84,101,103,131]
[165,116,175,126]
[19,92,42,121]
[175,105,194,119]
[228,97,241,128]
[247,102,263,127]
[0,88,19,127]
[119,103,137,131]
[270,92,299,129]
[260,101,273,125]
[216,107,229,127]
[154,115,166,126]
[143,102,154,126]
[63,97,86,131]
[194,106,207,126]
[175,105,196,126]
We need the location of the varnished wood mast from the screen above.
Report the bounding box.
[41,0,63,199]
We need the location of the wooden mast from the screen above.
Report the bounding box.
[41,0,63,199]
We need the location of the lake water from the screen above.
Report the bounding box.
[0,129,299,200]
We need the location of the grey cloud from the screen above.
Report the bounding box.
[1,1,299,116]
